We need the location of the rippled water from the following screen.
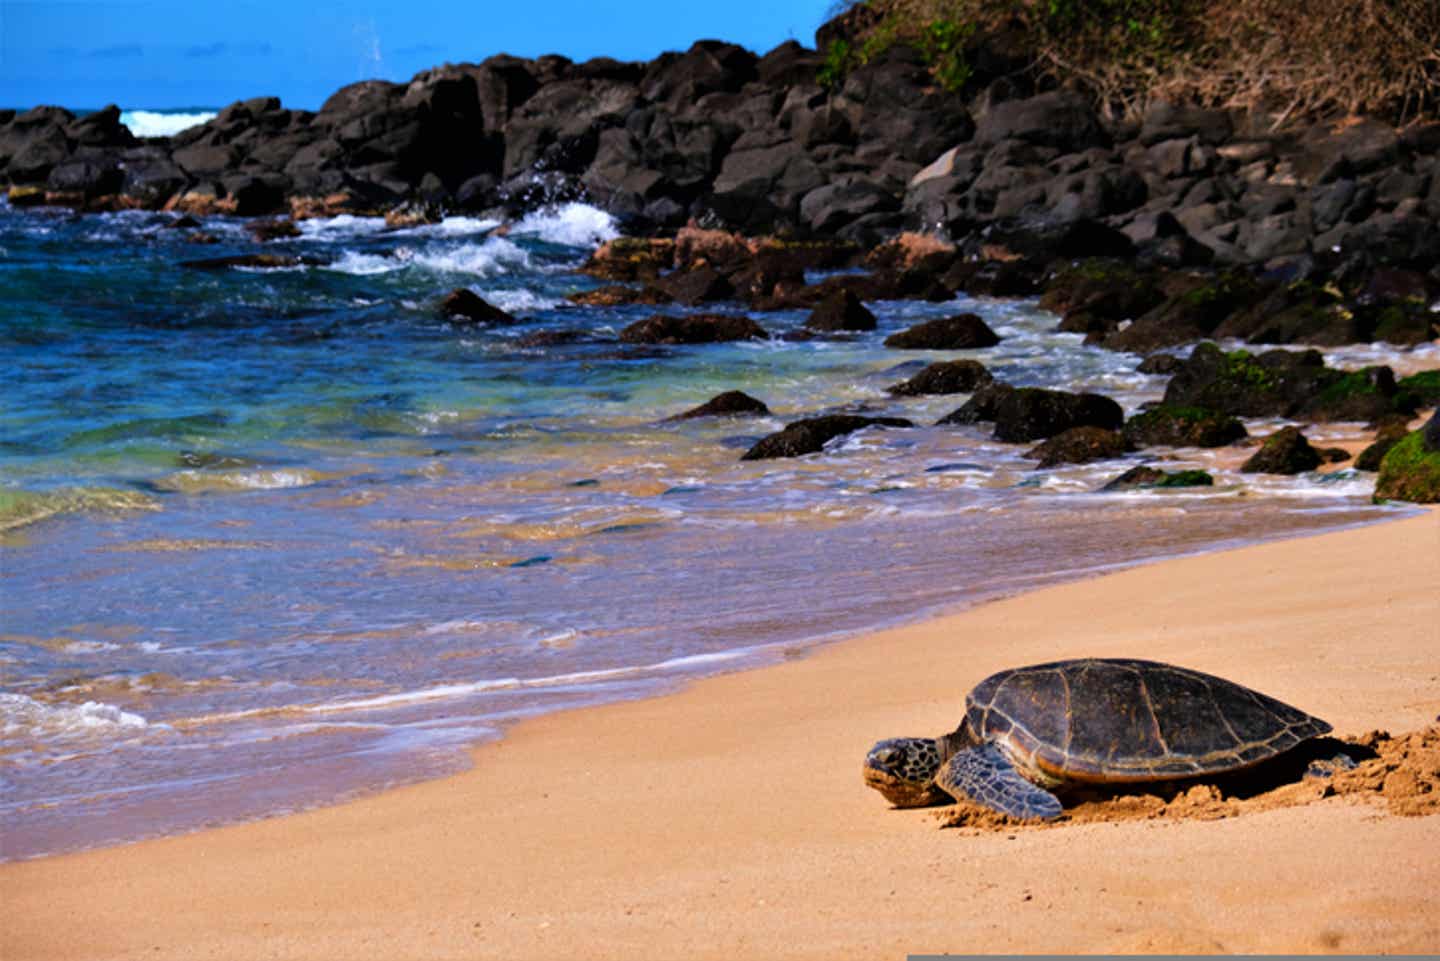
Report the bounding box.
[0,199,1426,861]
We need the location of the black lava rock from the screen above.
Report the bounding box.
[886,360,993,396]
[884,313,1000,349]
[1240,426,1323,474]
[741,414,913,460]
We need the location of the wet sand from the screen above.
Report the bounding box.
[2,509,1437,958]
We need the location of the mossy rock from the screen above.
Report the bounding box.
[1396,370,1440,406]
[1100,466,1214,491]
[1123,405,1247,449]
[1038,258,1164,319]
[1363,303,1438,347]
[1374,420,1440,503]
[1156,469,1215,487]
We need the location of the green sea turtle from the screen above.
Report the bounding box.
[863,657,1331,819]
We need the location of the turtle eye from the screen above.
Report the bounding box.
[874,747,901,767]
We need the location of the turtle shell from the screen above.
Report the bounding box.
[965,658,1331,783]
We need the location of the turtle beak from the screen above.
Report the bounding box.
[871,746,901,768]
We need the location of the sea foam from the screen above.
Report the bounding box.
[119,110,218,138]
[511,202,620,247]
[0,693,150,740]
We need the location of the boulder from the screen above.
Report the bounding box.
[441,288,517,324]
[940,384,1124,442]
[936,382,1014,426]
[1374,412,1440,502]
[1162,343,1410,422]
[886,360,993,396]
[619,313,768,344]
[653,265,734,305]
[974,91,1106,152]
[581,237,676,281]
[799,180,900,235]
[1100,466,1215,491]
[806,290,876,332]
[989,388,1124,442]
[1137,353,1183,375]
[741,414,913,461]
[1355,417,1414,472]
[1240,426,1322,474]
[1026,426,1128,467]
[1104,271,1264,353]
[668,390,771,421]
[248,219,301,242]
[1122,406,1247,449]
[178,253,323,271]
[884,313,999,349]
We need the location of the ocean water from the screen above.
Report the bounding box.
[0,197,1428,862]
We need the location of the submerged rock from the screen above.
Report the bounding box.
[619,313,768,344]
[668,390,770,420]
[1100,466,1215,491]
[885,360,993,396]
[741,414,913,460]
[178,253,323,271]
[1240,426,1322,474]
[1025,427,1128,467]
[441,288,517,324]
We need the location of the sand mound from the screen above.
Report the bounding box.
[936,726,1440,830]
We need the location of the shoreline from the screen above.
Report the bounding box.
[1,498,1406,865]
[3,508,1436,959]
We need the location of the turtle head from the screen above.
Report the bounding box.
[863,737,949,808]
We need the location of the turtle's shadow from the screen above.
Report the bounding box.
[1059,736,1378,806]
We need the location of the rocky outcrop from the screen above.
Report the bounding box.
[741,414,913,460]
[1161,343,1415,422]
[6,26,1436,274]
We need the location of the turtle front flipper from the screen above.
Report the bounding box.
[936,744,1063,820]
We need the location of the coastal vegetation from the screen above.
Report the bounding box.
[819,0,1440,124]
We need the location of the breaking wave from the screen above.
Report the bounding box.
[119,109,217,138]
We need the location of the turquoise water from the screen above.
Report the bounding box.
[0,199,1416,861]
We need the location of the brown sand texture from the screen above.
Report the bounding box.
[1,510,1437,959]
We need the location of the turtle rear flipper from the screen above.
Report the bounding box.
[937,744,1063,820]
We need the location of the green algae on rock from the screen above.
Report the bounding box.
[1374,414,1440,503]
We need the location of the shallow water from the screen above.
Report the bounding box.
[0,199,1427,861]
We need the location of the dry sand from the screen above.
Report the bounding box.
[2,510,1437,959]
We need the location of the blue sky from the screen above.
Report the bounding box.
[1,1,836,110]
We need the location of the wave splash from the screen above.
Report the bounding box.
[119,110,218,138]
[0,693,152,741]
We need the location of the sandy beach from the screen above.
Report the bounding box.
[3,509,1437,959]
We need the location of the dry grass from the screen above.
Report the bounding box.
[824,0,1440,126]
